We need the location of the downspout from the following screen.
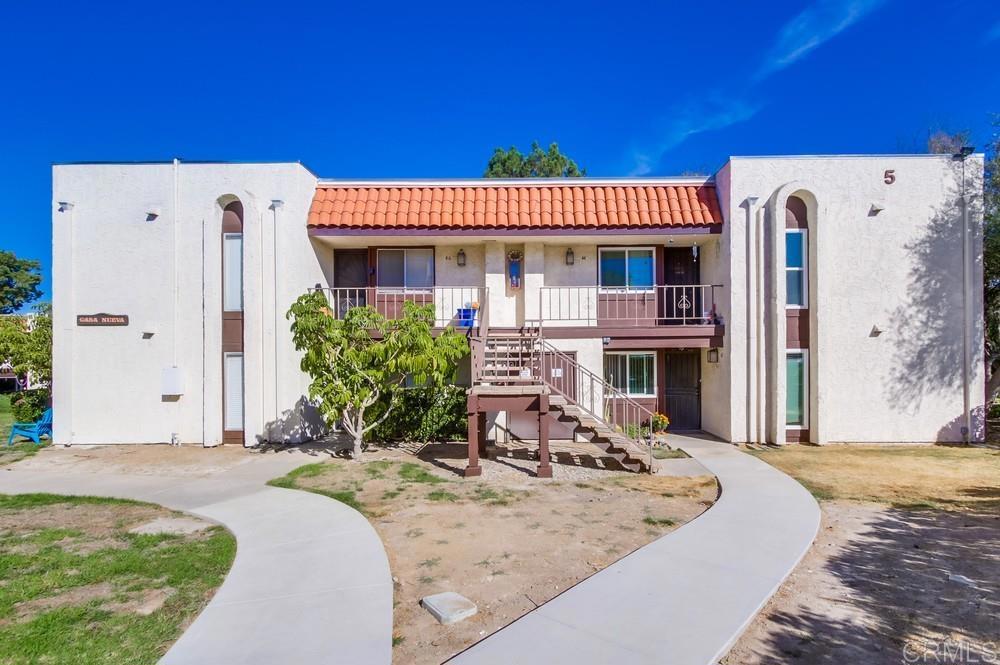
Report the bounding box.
[755,202,766,444]
[959,155,972,442]
[270,200,284,441]
[172,158,180,445]
[201,218,206,446]
[744,197,758,444]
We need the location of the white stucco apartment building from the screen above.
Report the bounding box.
[51,153,985,454]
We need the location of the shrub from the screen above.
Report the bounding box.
[370,385,467,443]
[11,388,48,422]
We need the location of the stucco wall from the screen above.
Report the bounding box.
[53,162,323,446]
[720,155,986,443]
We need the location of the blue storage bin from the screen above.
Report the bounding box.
[456,308,477,327]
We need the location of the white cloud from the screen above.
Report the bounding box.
[629,97,762,176]
[754,0,888,81]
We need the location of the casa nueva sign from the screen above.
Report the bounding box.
[77,313,129,326]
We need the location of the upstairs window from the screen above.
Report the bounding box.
[599,248,654,291]
[223,233,243,311]
[785,230,807,308]
[377,248,434,290]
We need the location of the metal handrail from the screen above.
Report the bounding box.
[535,334,655,471]
[539,284,723,326]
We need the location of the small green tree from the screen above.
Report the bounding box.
[0,304,52,385]
[484,141,585,178]
[288,292,467,459]
[0,250,43,314]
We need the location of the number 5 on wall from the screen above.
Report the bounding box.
[884,169,896,185]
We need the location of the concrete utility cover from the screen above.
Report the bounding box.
[421,592,478,625]
[129,516,211,536]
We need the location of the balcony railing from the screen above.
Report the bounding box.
[314,286,489,329]
[538,284,722,327]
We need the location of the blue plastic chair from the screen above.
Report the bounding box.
[8,408,52,445]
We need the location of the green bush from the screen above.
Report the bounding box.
[11,388,49,422]
[371,385,467,443]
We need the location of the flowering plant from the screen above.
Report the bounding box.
[651,412,670,433]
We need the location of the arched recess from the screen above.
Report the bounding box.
[220,199,245,445]
[765,183,821,445]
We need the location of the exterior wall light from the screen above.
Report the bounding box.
[602,336,611,346]
[565,248,575,266]
[707,348,719,363]
[456,249,467,267]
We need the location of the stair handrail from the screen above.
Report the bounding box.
[535,334,655,471]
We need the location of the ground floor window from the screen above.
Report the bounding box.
[786,350,807,427]
[224,352,244,431]
[604,352,655,397]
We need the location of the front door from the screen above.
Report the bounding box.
[662,247,702,324]
[333,249,369,317]
[664,350,700,430]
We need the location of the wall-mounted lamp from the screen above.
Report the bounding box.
[691,245,699,259]
[869,325,884,338]
[565,248,575,266]
[707,348,719,363]
[602,336,611,346]
[456,249,467,267]
[57,202,74,213]
[145,208,161,222]
[868,202,885,216]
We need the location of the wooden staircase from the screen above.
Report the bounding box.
[473,329,654,473]
[548,394,650,472]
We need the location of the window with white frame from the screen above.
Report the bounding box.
[604,352,656,397]
[786,350,808,427]
[599,247,654,291]
[785,230,807,308]
[377,248,434,290]
[223,233,243,311]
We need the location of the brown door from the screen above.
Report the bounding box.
[662,247,702,324]
[333,249,369,317]
[664,350,700,430]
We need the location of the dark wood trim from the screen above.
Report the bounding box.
[785,429,810,443]
[786,310,809,348]
[605,337,721,349]
[309,225,723,237]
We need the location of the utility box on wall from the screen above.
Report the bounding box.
[161,366,184,397]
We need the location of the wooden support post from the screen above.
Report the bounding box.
[477,411,488,458]
[537,393,552,478]
[464,394,482,478]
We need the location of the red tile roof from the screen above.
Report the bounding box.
[307,181,721,231]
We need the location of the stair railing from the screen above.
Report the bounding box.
[535,335,656,472]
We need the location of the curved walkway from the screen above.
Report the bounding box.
[0,451,393,665]
[449,433,821,665]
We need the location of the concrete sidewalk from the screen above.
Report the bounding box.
[0,450,393,665]
[449,434,821,665]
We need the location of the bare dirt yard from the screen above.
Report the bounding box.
[271,441,718,665]
[724,444,1000,665]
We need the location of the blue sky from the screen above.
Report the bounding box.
[2,0,998,302]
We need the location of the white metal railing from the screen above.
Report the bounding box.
[539,284,722,326]
[313,286,488,329]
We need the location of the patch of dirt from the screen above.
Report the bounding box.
[723,501,1000,664]
[11,582,115,621]
[103,587,176,616]
[0,503,165,539]
[290,447,717,665]
[7,443,259,476]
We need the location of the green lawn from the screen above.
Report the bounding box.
[0,493,236,665]
[0,393,12,441]
[0,393,49,465]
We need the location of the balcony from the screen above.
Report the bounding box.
[538,285,722,327]
[315,286,489,329]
